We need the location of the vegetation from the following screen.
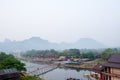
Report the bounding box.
[21,48,120,61]
[95,58,106,64]
[60,49,80,58]
[22,49,97,60]
[102,48,113,61]
[101,48,120,61]
[20,75,41,80]
[0,52,26,71]
[81,52,95,60]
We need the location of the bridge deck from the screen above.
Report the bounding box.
[27,65,58,76]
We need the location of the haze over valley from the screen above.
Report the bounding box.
[0,0,120,51]
[0,37,107,52]
[0,1,120,80]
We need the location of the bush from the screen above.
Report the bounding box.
[20,75,41,80]
[0,52,26,71]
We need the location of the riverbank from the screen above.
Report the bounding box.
[18,57,98,70]
[63,61,97,70]
[34,60,98,70]
[22,59,92,80]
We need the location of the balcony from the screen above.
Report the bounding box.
[102,72,120,78]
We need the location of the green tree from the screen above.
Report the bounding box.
[86,52,94,60]
[69,49,80,58]
[62,50,69,56]
[0,52,8,61]
[0,52,26,71]
[102,48,113,61]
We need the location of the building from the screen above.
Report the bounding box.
[0,68,22,80]
[93,54,120,80]
[92,63,104,80]
[103,54,120,80]
[59,56,67,61]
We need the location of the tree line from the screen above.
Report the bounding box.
[21,48,120,60]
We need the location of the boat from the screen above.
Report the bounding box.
[64,61,81,65]
[65,78,80,80]
[84,73,97,80]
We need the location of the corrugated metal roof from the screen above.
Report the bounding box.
[0,68,18,75]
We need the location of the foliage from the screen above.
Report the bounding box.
[60,49,80,58]
[80,52,95,60]
[21,48,120,61]
[22,49,80,58]
[86,52,95,60]
[20,75,41,80]
[0,52,26,71]
[101,48,120,61]
[95,58,106,64]
[102,48,113,61]
[23,49,95,60]
[22,49,58,58]
[21,49,97,60]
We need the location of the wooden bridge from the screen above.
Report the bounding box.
[27,65,58,76]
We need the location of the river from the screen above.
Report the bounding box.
[22,61,91,80]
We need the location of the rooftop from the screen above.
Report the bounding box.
[108,54,120,63]
[92,63,104,73]
[0,68,18,76]
[103,54,120,68]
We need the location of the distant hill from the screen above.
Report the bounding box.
[73,38,106,49]
[0,37,107,52]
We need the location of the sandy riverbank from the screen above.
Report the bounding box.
[18,57,98,70]
[63,61,98,70]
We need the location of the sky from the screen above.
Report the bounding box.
[0,0,120,47]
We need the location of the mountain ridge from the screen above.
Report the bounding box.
[0,37,107,52]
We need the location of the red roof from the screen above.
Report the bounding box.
[93,63,104,73]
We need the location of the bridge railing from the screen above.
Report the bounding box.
[27,65,58,76]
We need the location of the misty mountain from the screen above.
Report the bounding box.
[73,38,106,49]
[0,37,107,52]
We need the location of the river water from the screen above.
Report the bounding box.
[22,61,91,80]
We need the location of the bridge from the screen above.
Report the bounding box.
[27,65,58,76]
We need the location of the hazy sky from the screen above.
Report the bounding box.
[0,0,120,47]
